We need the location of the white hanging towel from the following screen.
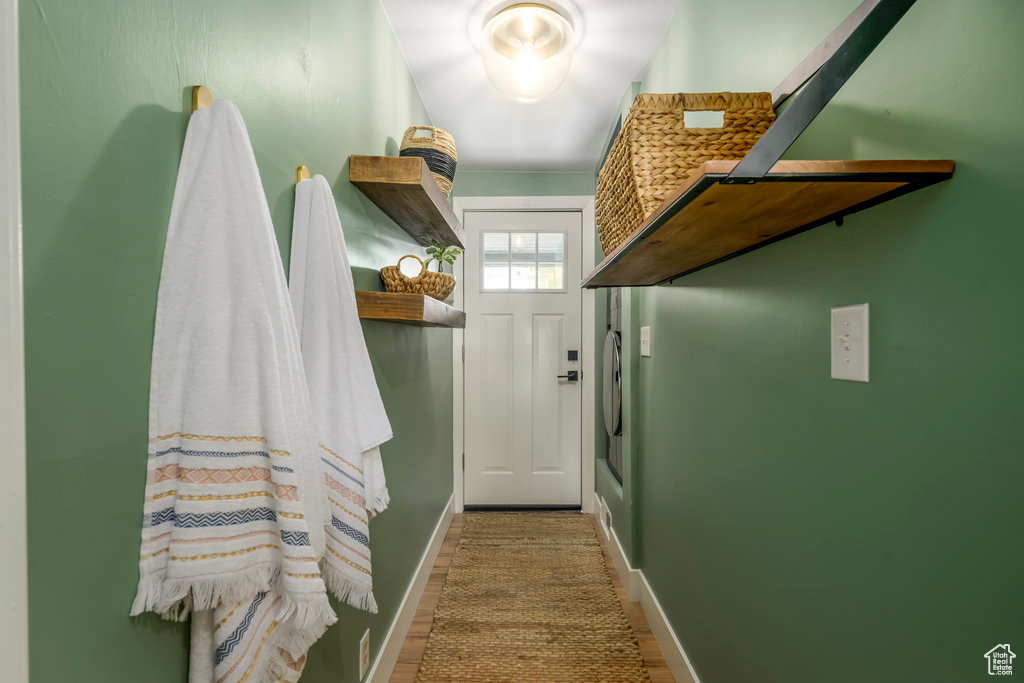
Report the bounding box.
[131,98,335,683]
[289,174,394,612]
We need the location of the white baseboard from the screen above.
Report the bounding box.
[610,526,641,602]
[638,570,702,683]
[595,493,701,683]
[597,495,640,602]
[366,493,455,683]
[594,492,607,538]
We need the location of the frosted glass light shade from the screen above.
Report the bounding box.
[481,4,575,104]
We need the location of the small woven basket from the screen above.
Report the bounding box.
[380,254,456,302]
[399,126,457,197]
[596,92,775,255]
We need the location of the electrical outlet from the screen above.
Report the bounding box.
[604,505,613,537]
[359,629,370,680]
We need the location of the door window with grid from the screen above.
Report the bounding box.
[481,231,566,292]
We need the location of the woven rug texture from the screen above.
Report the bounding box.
[415,513,652,682]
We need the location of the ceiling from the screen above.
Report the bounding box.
[380,0,678,172]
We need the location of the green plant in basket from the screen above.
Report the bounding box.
[424,239,462,272]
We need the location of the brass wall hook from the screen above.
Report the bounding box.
[191,85,213,112]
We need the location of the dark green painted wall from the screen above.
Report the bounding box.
[626,1,1024,681]
[19,1,452,681]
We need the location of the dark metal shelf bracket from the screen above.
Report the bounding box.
[723,0,917,184]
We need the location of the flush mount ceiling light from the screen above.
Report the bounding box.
[481,3,576,104]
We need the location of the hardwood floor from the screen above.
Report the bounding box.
[390,513,466,681]
[389,512,673,682]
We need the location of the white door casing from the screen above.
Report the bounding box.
[462,210,582,506]
[452,196,596,513]
[1,0,29,678]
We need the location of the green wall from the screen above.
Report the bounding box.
[453,170,596,197]
[624,1,1024,682]
[19,1,453,681]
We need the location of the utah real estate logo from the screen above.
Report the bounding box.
[985,644,1015,676]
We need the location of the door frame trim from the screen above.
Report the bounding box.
[451,195,596,514]
[1,0,30,678]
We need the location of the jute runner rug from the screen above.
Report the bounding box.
[416,513,651,682]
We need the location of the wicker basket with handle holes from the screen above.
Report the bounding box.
[596,92,775,256]
[380,254,456,302]
[399,126,457,197]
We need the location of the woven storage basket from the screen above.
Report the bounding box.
[596,92,775,255]
[399,126,457,197]
[380,254,456,302]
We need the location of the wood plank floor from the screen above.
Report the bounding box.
[391,513,466,681]
[390,512,673,682]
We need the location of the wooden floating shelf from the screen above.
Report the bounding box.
[582,159,955,288]
[350,155,465,249]
[355,291,465,329]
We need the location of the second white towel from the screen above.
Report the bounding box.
[289,174,394,612]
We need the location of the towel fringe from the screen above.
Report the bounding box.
[322,566,379,614]
[255,604,337,683]
[130,563,279,619]
[366,485,390,518]
[276,591,338,631]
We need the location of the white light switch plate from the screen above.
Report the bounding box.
[831,304,869,382]
[640,326,651,357]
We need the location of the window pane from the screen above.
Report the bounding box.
[537,233,564,262]
[483,232,509,262]
[510,262,537,289]
[511,233,536,259]
[483,264,509,290]
[538,264,564,290]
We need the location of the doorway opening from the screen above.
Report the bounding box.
[451,196,596,514]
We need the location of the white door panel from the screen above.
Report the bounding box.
[464,211,582,506]
[480,313,513,472]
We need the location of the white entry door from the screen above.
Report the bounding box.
[463,210,583,506]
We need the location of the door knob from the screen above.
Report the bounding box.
[557,370,579,382]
